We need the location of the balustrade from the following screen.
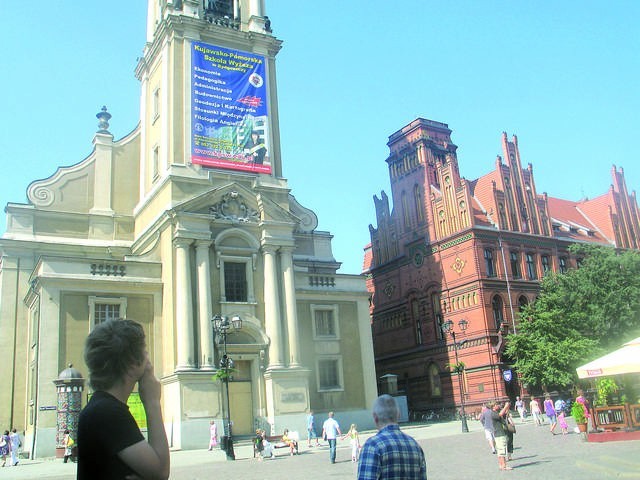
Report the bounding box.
[592,403,640,431]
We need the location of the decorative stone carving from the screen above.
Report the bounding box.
[451,256,466,275]
[289,194,318,233]
[209,191,259,223]
[29,185,55,207]
[383,281,395,298]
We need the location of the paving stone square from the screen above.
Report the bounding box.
[2,417,638,479]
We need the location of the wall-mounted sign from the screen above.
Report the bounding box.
[503,369,513,382]
[191,42,271,174]
[39,405,56,411]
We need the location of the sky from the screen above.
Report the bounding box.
[1,1,638,274]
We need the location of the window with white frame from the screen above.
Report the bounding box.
[223,261,247,302]
[311,304,339,339]
[215,231,258,305]
[89,296,127,329]
[317,357,343,391]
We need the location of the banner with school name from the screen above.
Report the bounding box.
[191,41,271,174]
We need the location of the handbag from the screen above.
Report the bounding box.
[505,420,516,434]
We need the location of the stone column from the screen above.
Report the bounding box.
[195,240,214,369]
[262,245,283,367]
[280,247,300,366]
[175,237,195,370]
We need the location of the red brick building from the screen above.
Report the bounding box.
[363,118,640,416]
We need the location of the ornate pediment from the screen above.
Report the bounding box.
[209,190,259,223]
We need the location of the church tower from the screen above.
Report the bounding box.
[0,0,377,457]
[137,0,284,199]
[127,0,376,447]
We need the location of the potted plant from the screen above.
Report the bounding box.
[595,378,618,406]
[571,400,588,432]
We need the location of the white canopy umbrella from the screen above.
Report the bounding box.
[576,337,640,379]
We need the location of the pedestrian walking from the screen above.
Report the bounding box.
[208,421,218,450]
[515,396,527,422]
[322,412,342,464]
[480,403,496,454]
[78,319,170,480]
[357,394,426,479]
[307,410,319,447]
[342,424,360,462]
[63,429,75,463]
[558,410,569,435]
[529,397,543,426]
[0,430,11,467]
[543,394,557,435]
[9,429,20,466]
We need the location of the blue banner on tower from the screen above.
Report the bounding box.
[191,41,271,174]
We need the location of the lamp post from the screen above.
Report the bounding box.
[212,314,242,460]
[443,318,469,433]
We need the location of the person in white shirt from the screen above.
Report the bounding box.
[9,429,20,466]
[515,396,527,422]
[322,412,342,464]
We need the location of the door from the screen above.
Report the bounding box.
[229,381,253,435]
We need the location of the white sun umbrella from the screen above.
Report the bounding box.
[576,337,640,379]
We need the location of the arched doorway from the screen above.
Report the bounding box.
[222,320,268,435]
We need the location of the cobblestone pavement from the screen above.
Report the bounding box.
[2,417,638,479]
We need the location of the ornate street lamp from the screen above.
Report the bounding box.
[212,314,242,460]
[443,318,469,433]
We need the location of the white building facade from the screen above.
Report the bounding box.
[0,0,377,458]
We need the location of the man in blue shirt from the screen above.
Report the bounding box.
[307,410,320,447]
[357,395,427,479]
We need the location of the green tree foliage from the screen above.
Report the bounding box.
[506,245,640,390]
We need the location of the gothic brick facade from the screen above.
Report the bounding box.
[364,118,640,416]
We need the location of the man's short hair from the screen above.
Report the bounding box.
[373,394,399,424]
[84,319,146,391]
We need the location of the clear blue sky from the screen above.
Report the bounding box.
[1,1,638,274]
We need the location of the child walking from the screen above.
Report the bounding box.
[557,410,569,435]
[343,424,360,462]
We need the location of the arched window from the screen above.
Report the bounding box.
[401,191,410,230]
[492,295,504,330]
[428,364,442,397]
[411,299,423,345]
[518,295,528,311]
[431,293,443,340]
[414,184,424,223]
